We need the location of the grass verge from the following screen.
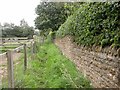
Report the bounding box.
[3,42,92,88]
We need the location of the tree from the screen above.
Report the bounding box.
[0,23,3,37]
[1,20,34,38]
[34,2,68,32]
[0,23,2,29]
[20,19,28,28]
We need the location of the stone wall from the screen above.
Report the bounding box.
[55,36,120,88]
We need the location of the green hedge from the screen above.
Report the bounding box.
[56,2,120,47]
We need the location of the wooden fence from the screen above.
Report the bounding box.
[0,39,36,88]
[0,37,28,44]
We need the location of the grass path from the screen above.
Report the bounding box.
[9,42,92,88]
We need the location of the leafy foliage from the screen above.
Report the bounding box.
[64,2,83,15]
[57,2,120,47]
[1,21,34,38]
[35,2,68,31]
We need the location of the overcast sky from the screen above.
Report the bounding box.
[0,0,40,27]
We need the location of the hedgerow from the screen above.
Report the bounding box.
[56,2,120,47]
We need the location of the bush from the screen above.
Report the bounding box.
[57,2,120,47]
[46,31,56,43]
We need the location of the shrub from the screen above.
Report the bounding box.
[56,2,120,47]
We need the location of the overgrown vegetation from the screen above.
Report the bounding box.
[35,2,68,32]
[34,2,82,38]
[12,42,91,88]
[57,2,120,48]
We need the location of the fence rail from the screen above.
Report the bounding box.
[0,52,7,57]
[0,39,35,88]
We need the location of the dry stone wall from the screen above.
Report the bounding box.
[55,36,120,88]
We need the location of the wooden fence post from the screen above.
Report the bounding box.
[24,44,27,71]
[31,41,34,60]
[7,50,14,88]
[33,42,36,53]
